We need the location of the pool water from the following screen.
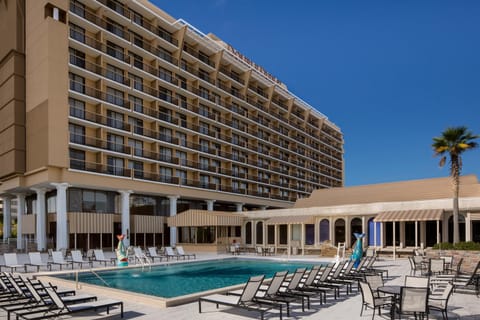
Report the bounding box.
[55,258,318,298]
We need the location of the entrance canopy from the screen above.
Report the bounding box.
[374,209,443,222]
[167,210,244,227]
[266,215,315,225]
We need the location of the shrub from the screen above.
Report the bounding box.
[432,241,480,250]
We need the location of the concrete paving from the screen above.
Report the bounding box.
[0,253,479,319]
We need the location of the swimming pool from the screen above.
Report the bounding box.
[54,258,318,298]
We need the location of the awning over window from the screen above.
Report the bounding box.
[167,210,244,227]
[266,215,316,225]
[374,209,444,222]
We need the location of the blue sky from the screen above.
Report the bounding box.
[155,0,480,186]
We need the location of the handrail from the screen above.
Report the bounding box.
[75,269,111,290]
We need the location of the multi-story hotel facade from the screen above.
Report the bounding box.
[0,0,343,252]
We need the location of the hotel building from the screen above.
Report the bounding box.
[0,0,343,252]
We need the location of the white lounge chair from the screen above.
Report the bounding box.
[49,251,73,270]
[165,247,182,260]
[133,247,151,265]
[147,247,165,262]
[25,252,49,272]
[93,249,115,267]
[1,253,26,273]
[176,246,196,259]
[71,250,93,268]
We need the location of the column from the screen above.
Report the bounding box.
[205,200,215,211]
[420,221,426,248]
[465,213,472,242]
[392,221,396,260]
[301,223,305,255]
[235,203,243,212]
[119,190,132,248]
[415,221,418,248]
[168,195,179,247]
[380,222,385,247]
[2,196,12,240]
[14,194,26,250]
[32,188,47,251]
[345,217,351,249]
[361,216,367,248]
[51,183,70,250]
[400,222,405,248]
[436,220,441,244]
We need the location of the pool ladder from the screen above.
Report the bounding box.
[136,253,152,271]
[74,269,110,289]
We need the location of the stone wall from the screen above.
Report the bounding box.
[428,250,480,273]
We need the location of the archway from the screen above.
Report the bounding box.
[350,218,362,246]
[319,219,330,242]
[334,218,345,245]
[245,222,252,245]
[256,221,263,245]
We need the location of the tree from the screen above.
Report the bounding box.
[432,126,479,244]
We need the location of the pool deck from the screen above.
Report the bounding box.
[2,253,480,319]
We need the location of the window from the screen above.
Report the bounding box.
[159,127,172,142]
[131,9,143,26]
[107,133,124,152]
[199,87,209,100]
[70,0,85,18]
[129,73,143,91]
[69,98,85,119]
[211,176,220,188]
[106,41,124,61]
[106,87,125,107]
[159,67,173,83]
[129,95,143,113]
[159,147,172,162]
[107,156,124,176]
[176,150,187,165]
[159,167,172,181]
[177,75,187,89]
[107,110,124,129]
[176,170,187,184]
[68,188,115,213]
[200,157,209,170]
[132,31,143,48]
[129,160,143,178]
[199,104,209,117]
[159,107,172,122]
[199,121,209,135]
[106,64,124,84]
[158,47,174,64]
[69,47,85,68]
[198,69,210,82]
[177,113,187,127]
[159,87,173,103]
[69,73,84,93]
[129,51,143,69]
[200,175,209,188]
[199,139,209,153]
[69,23,85,42]
[211,159,220,171]
[128,138,143,156]
[69,123,85,144]
[129,116,143,135]
[177,94,187,108]
[69,148,85,170]
[106,18,124,38]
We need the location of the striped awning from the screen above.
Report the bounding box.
[167,210,244,227]
[266,215,315,225]
[374,209,444,222]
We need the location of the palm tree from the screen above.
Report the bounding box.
[432,126,479,244]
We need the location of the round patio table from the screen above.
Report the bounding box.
[378,285,401,320]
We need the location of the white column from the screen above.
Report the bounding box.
[380,222,385,247]
[436,220,441,244]
[420,221,426,248]
[119,190,132,248]
[168,195,179,247]
[205,200,215,211]
[400,222,405,248]
[361,216,367,248]
[393,221,396,260]
[415,221,418,248]
[32,188,47,251]
[14,194,26,250]
[345,217,351,249]
[330,217,335,245]
[51,183,70,250]
[465,213,472,242]
[236,203,244,212]
[2,196,12,240]
[374,220,377,247]
[301,223,305,255]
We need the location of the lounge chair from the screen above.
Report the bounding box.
[70,250,93,268]
[199,275,275,320]
[25,253,49,273]
[146,247,164,262]
[16,286,123,319]
[133,247,152,265]
[176,246,196,259]
[1,253,26,273]
[48,251,73,271]
[165,247,182,260]
[229,271,288,317]
[93,249,115,266]
[452,260,480,296]
[4,277,97,320]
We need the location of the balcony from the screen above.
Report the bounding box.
[69,133,131,155]
[69,81,131,109]
[69,159,132,178]
[69,106,131,132]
